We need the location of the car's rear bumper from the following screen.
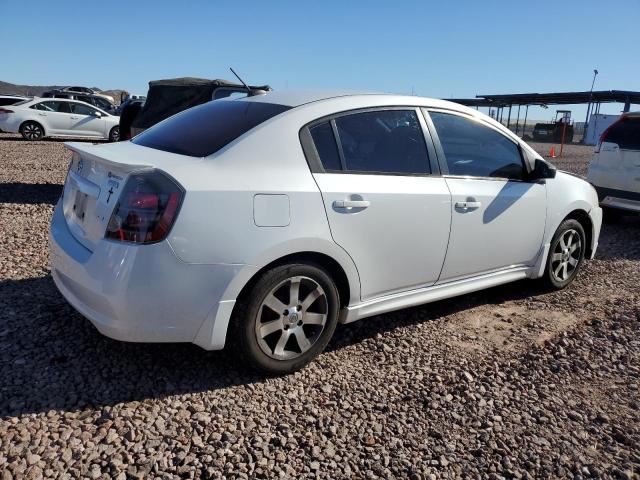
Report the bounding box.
[594,186,640,213]
[49,200,244,348]
[0,117,20,133]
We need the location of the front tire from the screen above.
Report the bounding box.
[20,121,44,141]
[108,126,120,142]
[231,263,340,374]
[542,219,586,290]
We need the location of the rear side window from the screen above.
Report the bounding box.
[0,98,22,106]
[308,110,430,175]
[604,118,640,150]
[32,101,71,113]
[335,110,430,174]
[430,112,524,180]
[133,100,291,157]
[309,122,342,170]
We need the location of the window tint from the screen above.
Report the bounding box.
[604,118,640,150]
[70,103,96,115]
[94,98,112,110]
[0,98,22,106]
[33,101,71,113]
[309,121,342,170]
[333,110,430,174]
[133,100,291,157]
[430,112,523,179]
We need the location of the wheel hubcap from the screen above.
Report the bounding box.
[255,276,328,360]
[551,229,582,282]
[25,125,39,139]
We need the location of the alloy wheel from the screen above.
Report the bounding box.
[550,228,582,282]
[255,275,328,360]
[23,124,42,140]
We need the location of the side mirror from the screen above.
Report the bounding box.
[92,111,102,117]
[529,158,556,180]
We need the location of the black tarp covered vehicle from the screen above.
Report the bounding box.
[128,77,270,138]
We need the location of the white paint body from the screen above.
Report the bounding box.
[49,92,602,350]
[0,98,119,139]
[587,112,640,212]
[583,114,620,146]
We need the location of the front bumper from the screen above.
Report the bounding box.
[49,200,244,348]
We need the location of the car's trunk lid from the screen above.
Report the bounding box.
[61,141,199,251]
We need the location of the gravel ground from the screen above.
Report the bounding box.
[0,132,638,479]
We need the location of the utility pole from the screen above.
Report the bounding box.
[583,69,598,142]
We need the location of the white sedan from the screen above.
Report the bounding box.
[49,91,602,374]
[0,98,120,141]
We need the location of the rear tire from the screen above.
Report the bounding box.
[541,219,586,290]
[230,263,340,375]
[20,121,44,141]
[108,126,120,142]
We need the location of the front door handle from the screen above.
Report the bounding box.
[333,200,370,209]
[455,201,481,210]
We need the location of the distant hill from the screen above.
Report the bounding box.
[0,81,130,104]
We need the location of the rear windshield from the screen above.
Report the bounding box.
[604,117,640,150]
[132,100,292,157]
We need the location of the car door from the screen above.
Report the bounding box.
[603,116,640,194]
[32,101,72,135]
[425,109,546,282]
[69,103,106,137]
[302,108,452,301]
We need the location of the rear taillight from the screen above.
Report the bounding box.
[0,108,13,114]
[105,171,184,244]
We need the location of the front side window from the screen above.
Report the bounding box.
[94,98,111,110]
[430,111,524,180]
[70,103,96,115]
[133,100,291,157]
[332,110,430,174]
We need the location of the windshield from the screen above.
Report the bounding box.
[132,100,291,157]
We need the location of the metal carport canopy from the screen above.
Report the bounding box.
[449,90,640,108]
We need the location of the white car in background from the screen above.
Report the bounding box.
[49,91,601,374]
[0,98,120,141]
[587,112,640,218]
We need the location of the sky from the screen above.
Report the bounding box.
[2,0,639,122]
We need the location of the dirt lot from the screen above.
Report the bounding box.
[0,133,638,479]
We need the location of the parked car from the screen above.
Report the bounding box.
[59,86,115,103]
[49,91,602,374]
[129,77,270,136]
[117,98,145,140]
[0,94,30,106]
[0,95,30,131]
[587,112,640,218]
[0,98,120,141]
[44,91,117,115]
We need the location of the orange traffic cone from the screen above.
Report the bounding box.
[548,146,556,158]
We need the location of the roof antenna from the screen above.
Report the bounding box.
[230,67,252,93]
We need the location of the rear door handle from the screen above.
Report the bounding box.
[455,201,481,210]
[333,200,370,209]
